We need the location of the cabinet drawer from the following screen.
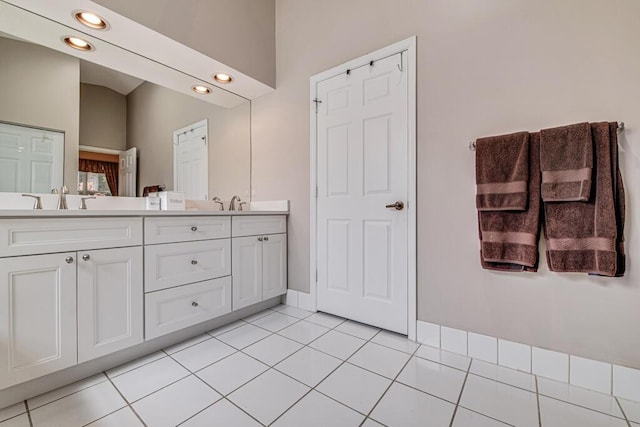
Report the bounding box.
[145,276,232,339]
[0,218,142,257]
[232,215,287,237]
[144,216,230,245]
[145,239,231,292]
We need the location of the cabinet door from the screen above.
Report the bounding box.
[232,236,262,310]
[0,253,77,388]
[262,234,287,300]
[77,247,143,363]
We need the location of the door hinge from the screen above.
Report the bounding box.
[312,98,322,113]
[315,186,318,198]
[315,270,318,282]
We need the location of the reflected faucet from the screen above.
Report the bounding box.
[52,185,68,209]
[212,197,224,211]
[229,195,241,211]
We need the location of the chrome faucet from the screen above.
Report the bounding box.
[52,185,69,209]
[229,195,241,211]
[212,196,224,210]
[21,194,42,209]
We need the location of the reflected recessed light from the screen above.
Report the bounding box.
[192,85,212,94]
[63,36,94,51]
[213,73,233,84]
[73,11,109,30]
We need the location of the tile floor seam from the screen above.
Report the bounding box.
[105,371,148,427]
[23,399,32,427]
[455,405,517,426]
[614,396,633,427]
[247,313,306,334]
[447,353,472,427]
[107,354,169,380]
[0,411,32,427]
[166,334,214,355]
[266,323,384,425]
[222,396,268,427]
[361,330,420,420]
[273,319,335,345]
[205,319,249,338]
[539,392,629,421]
[535,375,542,427]
[26,373,110,412]
[467,371,537,394]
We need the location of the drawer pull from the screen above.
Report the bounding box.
[191,260,198,265]
[192,301,199,307]
[65,256,74,264]
[82,254,91,261]
[258,237,263,242]
[263,236,269,241]
[191,226,198,232]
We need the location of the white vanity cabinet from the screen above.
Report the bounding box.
[0,253,77,388]
[0,218,143,389]
[144,216,233,339]
[77,247,143,363]
[232,216,287,310]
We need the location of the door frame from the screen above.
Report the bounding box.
[309,36,417,341]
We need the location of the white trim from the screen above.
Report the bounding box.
[78,145,122,155]
[309,36,418,341]
[284,289,315,312]
[416,320,640,401]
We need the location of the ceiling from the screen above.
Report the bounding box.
[80,60,144,95]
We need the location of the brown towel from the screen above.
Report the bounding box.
[475,132,529,211]
[609,122,626,276]
[540,122,593,202]
[478,132,540,271]
[543,122,620,276]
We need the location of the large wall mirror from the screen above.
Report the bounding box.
[0,1,251,202]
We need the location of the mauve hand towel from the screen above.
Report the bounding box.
[540,122,593,202]
[610,122,626,276]
[543,122,621,276]
[478,133,541,271]
[475,132,529,211]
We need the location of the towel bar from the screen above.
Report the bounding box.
[469,122,625,151]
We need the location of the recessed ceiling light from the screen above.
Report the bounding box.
[192,85,212,94]
[63,36,94,51]
[73,11,109,30]
[213,73,233,84]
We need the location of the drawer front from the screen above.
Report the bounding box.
[0,218,142,257]
[145,276,232,339]
[145,239,231,292]
[144,216,230,245]
[232,215,287,237]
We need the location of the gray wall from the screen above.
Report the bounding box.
[80,83,127,151]
[251,0,640,368]
[93,0,276,88]
[0,37,79,189]
[127,82,251,200]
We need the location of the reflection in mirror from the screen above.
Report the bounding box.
[0,25,251,202]
[0,121,64,193]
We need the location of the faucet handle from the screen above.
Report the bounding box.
[212,197,224,211]
[22,194,43,209]
[238,201,247,211]
[80,197,96,210]
[51,188,59,194]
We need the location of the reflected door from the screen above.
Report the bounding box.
[173,120,208,200]
[316,53,409,334]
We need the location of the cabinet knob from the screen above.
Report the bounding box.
[65,256,74,264]
[263,236,269,241]
[258,237,263,242]
[192,301,199,307]
[191,260,198,265]
[191,226,198,232]
[82,254,90,261]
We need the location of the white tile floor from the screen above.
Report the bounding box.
[1,305,637,426]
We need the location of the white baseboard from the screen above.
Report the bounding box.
[285,289,314,312]
[417,320,640,402]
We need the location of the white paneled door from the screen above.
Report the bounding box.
[316,52,409,334]
[174,120,208,200]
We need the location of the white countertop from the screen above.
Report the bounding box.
[0,209,288,218]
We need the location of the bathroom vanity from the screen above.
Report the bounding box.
[0,211,287,394]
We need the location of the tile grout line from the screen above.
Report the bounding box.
[24,400,33,427]
[447,355,472,427]
[613,396,633,427]
[266,319,379,425]
[104,372,148,427]
[535,375,542,427]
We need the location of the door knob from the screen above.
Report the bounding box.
[385,201,404,211]
[82,254,90,261]
[65,256,74,264]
